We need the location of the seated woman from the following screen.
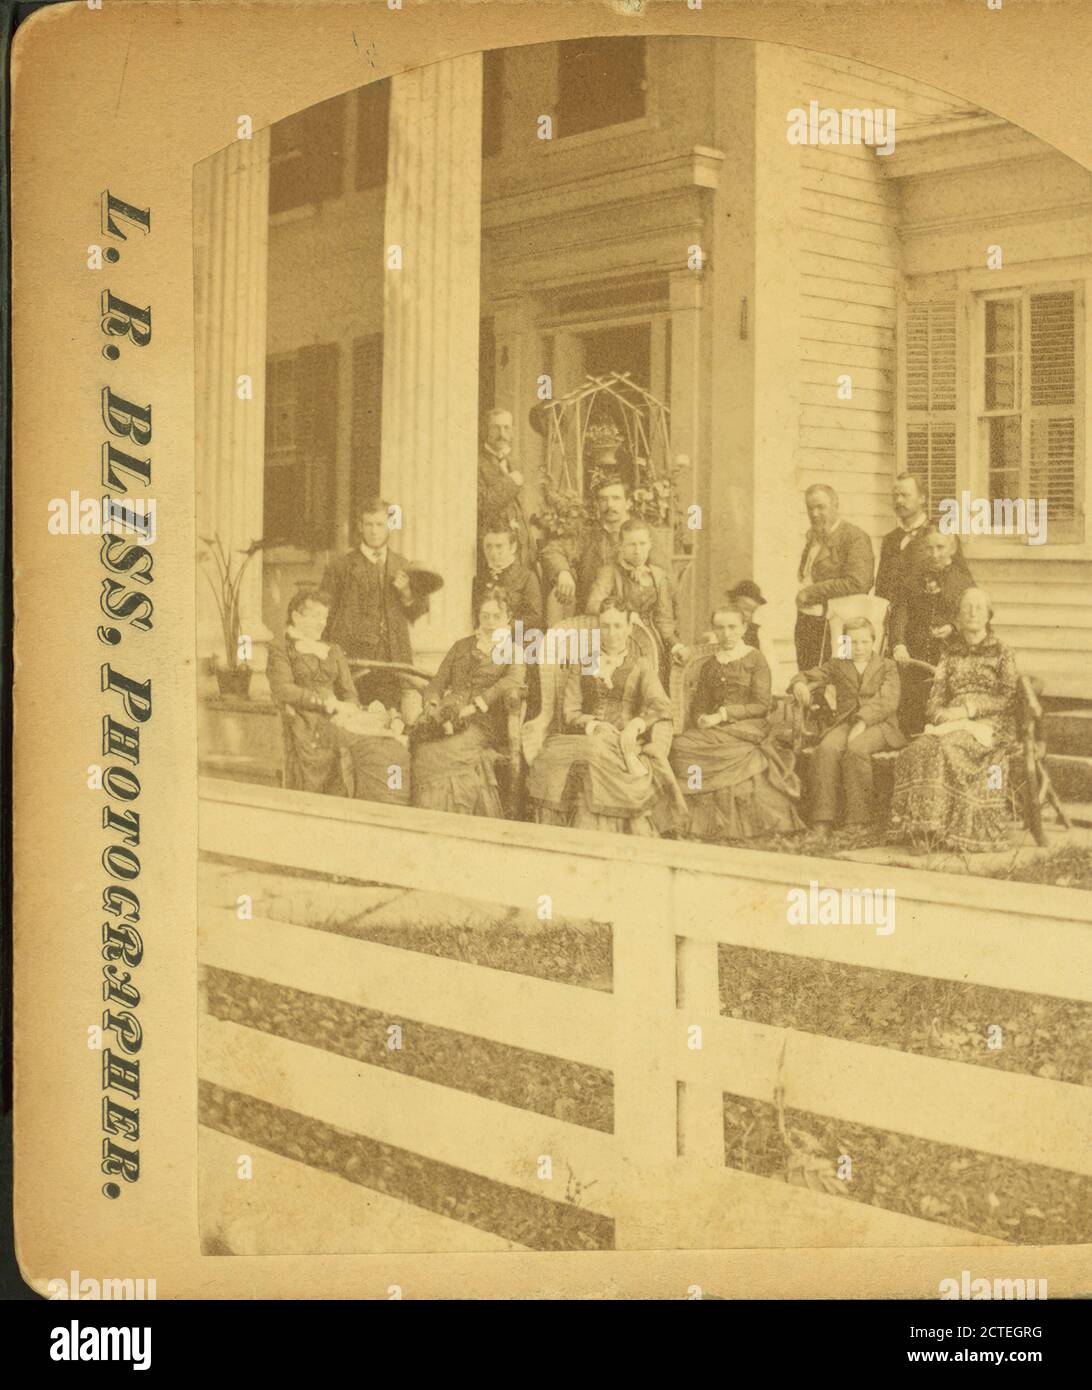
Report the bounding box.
[268,588,411,804]
[670,606,804,841]
[889,587,1019,853]
[411,589,525,817]
[527,598,687,836]
[586,518,687,679]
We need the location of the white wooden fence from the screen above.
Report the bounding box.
[198,775,1092,1252]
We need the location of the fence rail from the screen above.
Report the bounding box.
[198,776,1092,1252]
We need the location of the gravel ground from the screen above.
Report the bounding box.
[718,945,1092,1086]
[199,1081,615,1252]
[205,966,614,1131]
[723,1092,1091,1244]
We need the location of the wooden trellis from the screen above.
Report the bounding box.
[540,371,675,500]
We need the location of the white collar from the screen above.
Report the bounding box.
[898,514,927,533]
[715,641,756,664]
[359,542,387,564]
[286,626,330,659]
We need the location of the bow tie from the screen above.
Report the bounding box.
[488,568,510,581]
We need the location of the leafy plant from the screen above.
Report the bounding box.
[533,483,590,541]
[199,535,264,670]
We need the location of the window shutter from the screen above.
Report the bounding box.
[351,334,384,521]
[295,343,340,552]
[1028,290,1078,522]
[904,299,957,517]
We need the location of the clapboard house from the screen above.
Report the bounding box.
[196,36,1091,753]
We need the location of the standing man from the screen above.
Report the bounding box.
[321,497,433,722]
[874,473,930,605]
[890,527,974,734]
[794,484,875,669]
[478,407,533,567]
[540,475,671,621]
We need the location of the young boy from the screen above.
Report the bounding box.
[789,616,905,836]
[472,522,543,632]
[321,497,430,721]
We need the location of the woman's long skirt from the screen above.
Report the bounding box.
[529,729,686,836]
[888,728,1013,852]
[669,718,803,841]
[285,713,411,805]
[411,721,504,818]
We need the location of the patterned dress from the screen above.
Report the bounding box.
[411,634,525,817]
[529,645,686,836]
[669,648,803,840]
[267,637,410,804]
[888,633,1019,852]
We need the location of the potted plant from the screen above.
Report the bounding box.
[199,535,264,698]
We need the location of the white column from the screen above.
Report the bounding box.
[381,56,483,670]
[669,269,704,641]
[194,130,272,695]
[493,293,547,525]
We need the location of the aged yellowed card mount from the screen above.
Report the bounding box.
[10,0,1092,1335]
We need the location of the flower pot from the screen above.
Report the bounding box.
[215,667,252,700]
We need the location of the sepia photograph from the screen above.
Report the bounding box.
[192,32,1092,1261]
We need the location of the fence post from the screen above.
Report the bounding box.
[610,863,682,1249]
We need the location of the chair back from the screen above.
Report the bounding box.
[521,616,598,765]
[827,593,890,657]
[669,641,717,734]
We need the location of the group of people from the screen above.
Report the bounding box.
[265,410,1026,855]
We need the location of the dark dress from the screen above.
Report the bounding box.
[411,634,526,816]
[669,648,804,840]
[889,634,1019,852]
[587,561,678,680]
[267,636,410,804]
[528,646,686,836]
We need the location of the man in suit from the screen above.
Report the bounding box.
[539,476,671,620]
[472,522,543,632]
[874,472,931,605]
[321,497,431,721]
[790,616,905,836]
[794,483,875,669]
[478,407,533,567]
[890,527,975,734]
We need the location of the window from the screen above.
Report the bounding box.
[264,343,340,551]
[903,299,957,519]
[978,287,1082,540]
[269,97,346,214]
[356,81,390,191]
[555,37,646,139]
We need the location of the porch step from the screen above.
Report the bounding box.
[1044,754,1092,805]
[1043,708,1092,758]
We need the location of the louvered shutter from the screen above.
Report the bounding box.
[904,300,957,518]
[351,334,384,521]
[1028,290,1078,526]
[294,343,340,552]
